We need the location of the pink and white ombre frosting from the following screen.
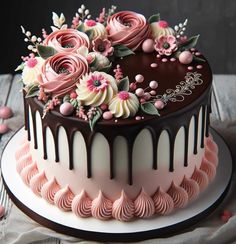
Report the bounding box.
[107,11,151,51]
[39,52,88,97]
[44,29,90,53]
[76,71,118,106]
[15,135,218,222]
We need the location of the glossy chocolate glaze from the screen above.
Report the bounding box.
[24,52,212,185]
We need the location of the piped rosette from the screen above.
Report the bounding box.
[54,186,75,211]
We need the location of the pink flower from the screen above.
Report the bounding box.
[39,52,88,97]
[92,38,114,57]
[44,29,90,53]
[154,35,177,56]
[107,11,151,51]
[87,73,109,92]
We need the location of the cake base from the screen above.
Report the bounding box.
[1,128,233,242]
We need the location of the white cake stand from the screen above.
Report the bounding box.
[1,128,233,242]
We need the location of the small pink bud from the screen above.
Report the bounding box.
[150,90,156,96]
[59,102,74,116]
[135,88,144,97]
[135,74,144,83]
[142,39,155,53]
[26,58,38,68]
[158,20,169,28]
[85,19,96,27]
[154,100,165,110]
[118,91,130,100]
[0,106,13,119]
[149,80,158,89]
[129,83,137,91]
[100,104,108,110]
[140,98,146,103]
[70,91,77,99]
[144,92,151,100]
[179,51,193,64]
[0,124,9,134]
[103,111,113,120]
[195,52,201,56]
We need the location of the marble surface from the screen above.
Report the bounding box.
[0,74,236,244]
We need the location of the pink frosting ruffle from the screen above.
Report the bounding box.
[153,187,174,215]
[54,186,75,211]
[29,171,48,196]
[72,190,92,218]
[200,158,216,182]
[180,176,200,201]
[91,191,113,220]
[112,190,135,222]
[191,166,209,191]
[107,11,151,51]
[41,177,60,204]
[167,182,189,208]
[134,188,155,218]
[20,162,38,186]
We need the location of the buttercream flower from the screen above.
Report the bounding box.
[92,38,114,57]
[44,29,90,53]
[154,35,177,56]
[151,20,175,39]
[39,52,88,97]
[88,52,111,71]
[107,11,151,51]
[22,57,45,86]
[109,91,139,118]
[84,19,107,39]
[76,71,118,106]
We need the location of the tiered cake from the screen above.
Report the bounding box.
[15,5,218,222]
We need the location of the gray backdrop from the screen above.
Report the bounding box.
[1,0,236,74]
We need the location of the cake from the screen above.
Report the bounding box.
[15,4,218,222]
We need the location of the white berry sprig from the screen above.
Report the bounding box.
[77,4,91,21]
[20,26,42,53]
[174,19,188,38]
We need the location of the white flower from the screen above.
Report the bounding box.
[76,71,118,107]
[88,52,110,71]
[109,91,139,118]
[22,57,45,86]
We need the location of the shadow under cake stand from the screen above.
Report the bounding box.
[1,128,233,242]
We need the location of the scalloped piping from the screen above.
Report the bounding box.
[16,135,218,221]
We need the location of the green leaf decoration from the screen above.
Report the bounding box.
[148,13,161,24]
[193,55,206,63]
[25,84,39,98]
[98,62,112,73]
[179,35,200,51]
[118,76,130,92]
[37,44,57,59]
[113,44,135,58]
[70,99,78,108]
[85,29,94,40]
[77,22,85,32]
[89,107,102,131]
[63,94,70,103]
[141,102,160,116]
[15,62,25,72]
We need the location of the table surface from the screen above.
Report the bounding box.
[0,74,236,244]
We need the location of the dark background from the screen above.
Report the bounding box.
[1,0,236,74]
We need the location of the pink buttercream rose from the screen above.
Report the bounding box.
[39,52,88,97]
[44,29,90,53]
[107,11,151,51]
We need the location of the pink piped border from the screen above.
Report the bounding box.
[15,136,218,222]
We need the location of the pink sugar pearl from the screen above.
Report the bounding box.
[129,83,137,91]
[162,58,168,63]
[59,102,74,116]
[154,100,165,110]
[144,92,151,100]
[170,58,176,62]
[149,80,158,89]
[103,111,113,120]
[135,88,144,97]
[142,39,155,53]
[0,205,5,218]
[135,74,144,83]
[0,106,13,119]
[179,51,193,64]
[135,116,142,121]
[150,63,158,68]
[0,124,9,134]
[70,91,77,99]
[188,66,193,71]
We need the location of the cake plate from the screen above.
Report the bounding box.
[1,127,233,242]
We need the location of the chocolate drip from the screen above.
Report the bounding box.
[107,138,114,179]
[85,133,94,178]
[184,125,189,167]
[201,106,206,148]
[126,137,135,185]
[205,105,210,137]
[67,129,77,170]
[166,129,177,172]
[31,110,38,149]
[193,115,199,155]
[146,127,158,170]
[23,91,29,132]
[42,125,47,160]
